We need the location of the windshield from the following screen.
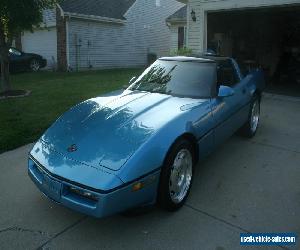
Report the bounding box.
[9,48,22,56]
[129,59,216,98]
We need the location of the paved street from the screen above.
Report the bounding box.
[0,94,299,250]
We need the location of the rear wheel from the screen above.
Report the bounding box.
[240,95,260,138]
[158,139,194,211]
[30,59,40,72]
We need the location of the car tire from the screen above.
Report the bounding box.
[158,139,195,211]
[30,59,40,72]
[239,94,260,138]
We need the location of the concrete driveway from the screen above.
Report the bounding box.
[0,94,299,250]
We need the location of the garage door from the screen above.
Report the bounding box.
[207,6,300,97]
[21,27,57,69]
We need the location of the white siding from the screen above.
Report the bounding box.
[19,9,57,69]
[67,0,184,69]
[187,0,300,53]
[21,27,57,69]
[42,9,56,27]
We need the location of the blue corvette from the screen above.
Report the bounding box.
[28,55,265,217]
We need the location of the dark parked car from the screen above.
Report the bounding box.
[8,48,47,72]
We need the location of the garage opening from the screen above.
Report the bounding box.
[207,6,300,96]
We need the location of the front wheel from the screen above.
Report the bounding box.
[30,59,40,72]
[240,95,260,138]
[158,139,194,211]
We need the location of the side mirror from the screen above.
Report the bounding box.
[218,85,234,97]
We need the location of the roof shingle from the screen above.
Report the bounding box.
[166,5,186,22]
[60,0,136,20]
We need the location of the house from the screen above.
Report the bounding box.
[21,0,184,71]
[166,6,187,51]
[177,0,300,83]
[21,9,57,69]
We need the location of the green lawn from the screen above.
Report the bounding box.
[0,68,142,153]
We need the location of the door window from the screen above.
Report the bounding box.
[178,27,185,49]
[216,59,239,87]
[9,48,22,56]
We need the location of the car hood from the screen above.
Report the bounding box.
[40,90,206,171]
[29,140,123,191]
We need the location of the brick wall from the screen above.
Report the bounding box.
[15,34,22,51]
[56,7,67,71]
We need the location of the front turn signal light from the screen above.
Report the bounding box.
[132,182,144,192]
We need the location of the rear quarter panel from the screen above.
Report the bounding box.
[247,69,266,95]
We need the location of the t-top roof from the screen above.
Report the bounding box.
[160,55,230,63]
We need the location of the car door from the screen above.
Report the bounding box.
[191,98,215,160]
[211,59,249,147]
[189,62,217,160]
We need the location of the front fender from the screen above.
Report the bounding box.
[117,100,213,183]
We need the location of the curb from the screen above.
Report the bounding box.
[0,90,31,100]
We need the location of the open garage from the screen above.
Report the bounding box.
[207,6,300,96]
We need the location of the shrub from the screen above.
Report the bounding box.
[170,47,193,56]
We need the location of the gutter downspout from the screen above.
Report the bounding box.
[56,3,64,17]
[186,3,190,49]
[56,4,69,71]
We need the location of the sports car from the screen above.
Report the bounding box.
[8,47,47,72]
[28,55,265,217]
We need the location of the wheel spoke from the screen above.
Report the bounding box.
[169,148,193,204]
[250,100,260,133]
[31,60,40,71]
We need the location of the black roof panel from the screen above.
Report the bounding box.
[160,55,229,63]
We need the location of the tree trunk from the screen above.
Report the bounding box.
[0,56,10,92]
[0,24,11,92]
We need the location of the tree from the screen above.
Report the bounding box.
[0,0,57,92]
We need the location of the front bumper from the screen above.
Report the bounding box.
[28,157,160,218]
